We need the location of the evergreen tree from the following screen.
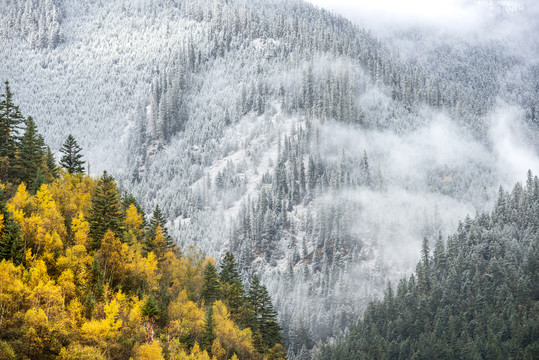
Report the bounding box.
[44,146,59,180]
[219,251,241,284]
[88,171,124,249]
[0,81,24,183]
[146,205,174,252]
[201,261,221,305]
[0,186,24,265]
[248,274,283,353]
[319,173,539,360]
[219,252,247,326]
[202,305,216,352]
[59,134,85,174]
[17,117,45,191]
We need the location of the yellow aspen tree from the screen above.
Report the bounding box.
[98,230,125,286]
[58,343,105,360]
[211,338,226,360]
[168,290,205,341]
[67,298,85,330]
[71,212,90,247]
[212,301,255,359]
[0,260,26,331]
[133,341,165,360]
[125,203,144,243]
[7,183,34,220]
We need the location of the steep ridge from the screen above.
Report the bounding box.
[1,0,538,358]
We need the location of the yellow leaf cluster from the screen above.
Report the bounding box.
[168,290,205,340]
[213,301,255,359]
[133,341,165,360]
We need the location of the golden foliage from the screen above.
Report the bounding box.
[133,341,165,360]
[0,172,262,360]
[213,301,255,359]
[168,290,205,341]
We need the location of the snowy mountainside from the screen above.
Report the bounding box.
[1,0,538,358]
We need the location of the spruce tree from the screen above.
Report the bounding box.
[141,295,160,342]
[248,274,283,353]
[219,252,248,326]
[17,117,45,191]
[0,186,24,265]
[145,205,174,252]
[44,146,59,180]
[201,262,221,305]
[88,171,124,249]
[0,81,24,183]
[202,305,216,352]
[219,251,241,284]
[59,134,85,174]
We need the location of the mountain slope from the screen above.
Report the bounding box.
[318,172,539,359]
[1,0,538,358]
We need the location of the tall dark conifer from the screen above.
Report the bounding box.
[44,146,59,180]
[17,117,45,192]
[201,262,220,305]
[248,274,283,353]
[0,81,24,183]
[59,134,85,174]
[219,252,248,326]
[146,205,174,251]
[88,171,124,249]
[0,186,24,265]
[202,305,216,352]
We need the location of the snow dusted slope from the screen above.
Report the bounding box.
[1,0,538,358]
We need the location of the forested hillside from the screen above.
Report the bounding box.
[318,171,539,359]
[0,84,285,360]
[1,1,538,359]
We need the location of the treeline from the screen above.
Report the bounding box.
[318,171,539,359]
[0,83,285,360]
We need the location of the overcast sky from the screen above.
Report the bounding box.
[305,0,487,33]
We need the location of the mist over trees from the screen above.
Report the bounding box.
[319,171,539,359]
[1,0,538,359]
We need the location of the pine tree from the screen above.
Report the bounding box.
[0,81,24,183]
[0,186,24,265]
[201,262,221,305]
[17,117,45,191]
[88,171,124,249]
[44,146,59,180]
[202,305,216,352]
[59,134,85,174]
[219,251,241,284]
[248,274,283,353]
[219,252,247,326]
[145,205,174,252]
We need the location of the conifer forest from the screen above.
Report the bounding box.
[0,0,538,359]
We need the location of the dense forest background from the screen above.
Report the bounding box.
[1,0,538,358]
